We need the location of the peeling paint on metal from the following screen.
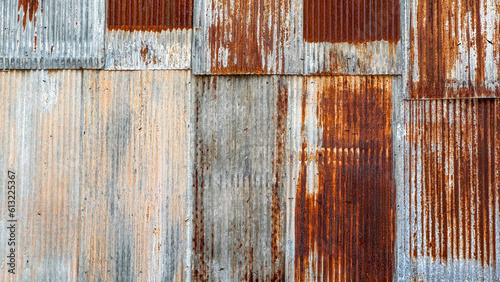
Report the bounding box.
[405,98,500,280]
[410,0,500,98]
[0,0,105,69]
[291,76,395,280]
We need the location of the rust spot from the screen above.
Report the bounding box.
[303,0,401,43]
[107,0,193,31]
[139,43,158,65]
[407,99,498,265]
[208,0,291,74]
[18,0,41,29]
[295,76,394,280]
[410,0,499,98]
[271,79,288,281]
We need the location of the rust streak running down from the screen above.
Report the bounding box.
[107,0,193,31]
[407,99,499,266]
[303,0,401,43]
[295,76,394,281]
[18,0,41,29]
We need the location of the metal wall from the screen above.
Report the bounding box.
[0,0,499,280]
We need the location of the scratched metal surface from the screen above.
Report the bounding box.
[0,0,105,69]
[0,70,192,281]
[286,75,395,280]
[105,0,193,70]
[404,99,500,280]
[192,0,304,74]
[303,0,402,74]
[410,0,500,98]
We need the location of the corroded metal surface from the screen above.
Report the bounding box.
[0,0,105,69]
[288,76,395,280]
[303,0,401,74]
[105,0,193,69]
[192,0,304,74]
[410,0,500,98]
[405,99,500,280]
[192,76,288,280]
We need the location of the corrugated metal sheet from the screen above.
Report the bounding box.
[405,99,500,280]
[303,0,401,74]
[192,76,288,280]
[288,76,395,280]
[410,0,500,98]
[192,0,304,74]
[0,70,192,281]
[0,0,105,69]
[105,0,193,69]
[0,70,83,281]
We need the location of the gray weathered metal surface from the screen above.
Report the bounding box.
[404,98,500,281]
[192,0,304,74]
[0,0,105,69]
[0,70,83,281]
[105,30,192,70]
[0,70,192,281]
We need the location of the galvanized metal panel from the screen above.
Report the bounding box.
[0,0,105,69]
[192,76,288,280]
[405,99,500,280]
[287,76,395,280]
[0,70,83,281]
[192,0,304,74]
[105,0,193,69]
[78,70,192,281]
[303,0,402,74]
[410,0,500,98]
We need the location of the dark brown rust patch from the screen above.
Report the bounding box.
[18,0,41,29]
[107,0,193,31]
[139,43,158,65]
[271,79,288,281]
[407,99,499,265]
[303,0,401,43]
[295,76,394,281]
[410,0,499,98]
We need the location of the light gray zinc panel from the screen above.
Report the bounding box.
[0,0,104,69]
[105,29,192,70]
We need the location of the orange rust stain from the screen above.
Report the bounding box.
[303,0,401,43]
[408,99,498,265]
[295,76,394,281]
[208,0,291,74]
[410,0,499,98]
[18,0,41,29]
[107,0,193,31]
[139,43,158,65]
[271,79,288,281]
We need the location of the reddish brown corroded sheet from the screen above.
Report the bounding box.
[410,0,500,98]
[295,76,394,281]
[18,0,41,29]
[407,99,499,265]
[107,0,193,31]
[303,0,401,43]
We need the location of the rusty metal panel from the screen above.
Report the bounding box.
[192,76,288,280]
[303,0,402,74]
[0,0,105,69]
[410,0,500,98]
[405,99,500,280]
[287,76,395,280]
[0,70,83,281]
[78,70,192,281]
[105,0,193,69]
[192,0,304,74]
